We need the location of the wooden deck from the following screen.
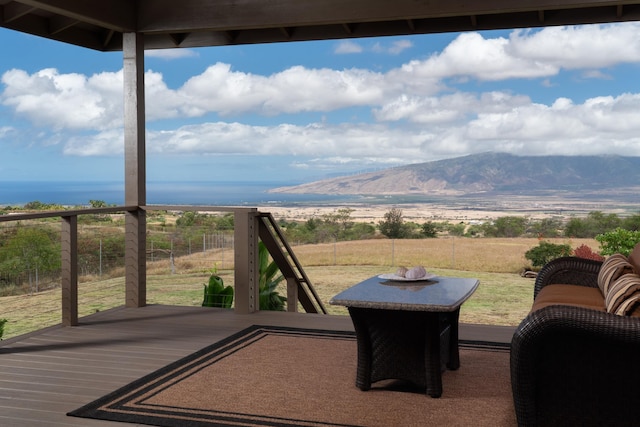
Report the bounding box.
[0,305,515,427]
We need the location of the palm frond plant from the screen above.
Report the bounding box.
[258,241,287,311]
[0,319,7,340]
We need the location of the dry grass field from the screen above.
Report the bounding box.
[0,236,600,340]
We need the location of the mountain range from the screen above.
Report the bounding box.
[269,153,640,196]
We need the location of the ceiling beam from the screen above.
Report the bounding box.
[3,2,35,23]
[15,0,135,31]
[48,14,76,35]
[137,0,640,33]
[3,0,640,52]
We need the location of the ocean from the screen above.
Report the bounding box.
[0,181,355,207]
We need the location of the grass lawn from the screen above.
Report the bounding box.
[1,237,598,340]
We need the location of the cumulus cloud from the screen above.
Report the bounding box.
[334,41,363,54]
[2,22,640,174]
[178,63,389,116]
[507,24,640,69]
[1,68,123,130]
[62,91,640,168]
[4,23,639,127]
[0,126,14,139]
[145,49,199,60]
[373,92,532,124]
[372,40,413,54]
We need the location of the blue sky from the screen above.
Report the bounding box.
[1,23,639,185]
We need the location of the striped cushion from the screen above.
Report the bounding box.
[605,273,640,315]
[598,254,633,295]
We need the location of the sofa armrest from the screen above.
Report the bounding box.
[511,305,640,427]
[533,256,602,299]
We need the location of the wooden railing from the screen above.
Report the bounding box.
[258,212,327,314]
[0,204,326,328]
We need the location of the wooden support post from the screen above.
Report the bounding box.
[234,209,259,313]
[123,32,147,307]
[125,209,146,307]
[61,215,78,326]
[286,277,299,312]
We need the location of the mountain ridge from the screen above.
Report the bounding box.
[268,153,640,196]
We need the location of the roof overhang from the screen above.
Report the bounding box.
[2,0,640,51]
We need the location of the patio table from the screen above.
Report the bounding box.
[330,275,479,398]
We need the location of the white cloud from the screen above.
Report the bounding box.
[5,23,638,128]
[373,92,531,124]
[63,91,640,168]
[507,23,640,69]
[372,40,413,54]
[337,39,413,55]
[0,126,14,139]
[3,23,640,174]
[177,63,389,116]
[145,49,199,60]
[63,129,123,156]
[580,70,613,80]
[401,32,559,81]
[334,41,363,54]
[1,68,122,130]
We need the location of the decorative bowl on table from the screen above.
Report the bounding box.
[378,266,437,282]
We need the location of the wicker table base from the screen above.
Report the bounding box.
[330,275,478,398]
[348,306,459,398]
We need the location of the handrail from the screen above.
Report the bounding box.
[0,204,324,327]
[0,205,139,222]
[258,212,327,314]
[1,205,139,326]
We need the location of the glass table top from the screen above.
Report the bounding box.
[329,275,479,312]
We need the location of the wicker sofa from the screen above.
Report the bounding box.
[510,250,640,427]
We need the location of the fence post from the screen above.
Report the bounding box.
[451,236,456,268]
[391,239,395,267]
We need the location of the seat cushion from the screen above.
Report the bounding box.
[532,284,606,313]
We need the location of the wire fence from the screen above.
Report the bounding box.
[0,218,235,339]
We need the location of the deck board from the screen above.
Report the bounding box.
[0,305,514,427]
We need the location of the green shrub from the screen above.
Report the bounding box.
[595,228,640,256]
[525,241,572,268]
[202,272,233,308]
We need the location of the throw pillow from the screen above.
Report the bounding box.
[598,254,633,295]
[605,273,640,315]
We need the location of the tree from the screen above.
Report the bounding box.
[564,217,591,238]
[379,208,409,238]
[421,221,438,238]
[445,222,466,237]
[528,218,562,238]
[0,226,60,289]
[621,213,640,231]
[564,211,621,238]
[483,216,527,237]
[89,199,108,208]
[319,208,355,241]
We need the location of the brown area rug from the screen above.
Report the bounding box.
[68,325,515,427]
